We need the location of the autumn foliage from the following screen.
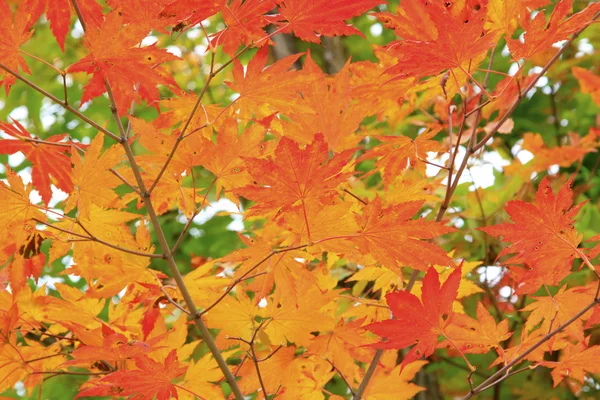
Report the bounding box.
[2,0,600,399]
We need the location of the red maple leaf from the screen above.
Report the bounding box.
[66,10,181,114]
[0,120,73,205]
[273,0,383,43]
[367,265,462,367]
[75,349,187,400]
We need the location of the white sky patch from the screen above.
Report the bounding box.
[71,21,84,39]
[191,198,244,231]
[370,23,383,37]
[38,275,65,292]
[141,35,158,47]
[166,45,182,58]
[477,266,503,285]
[258,298,268,308]
[8,106,28,123]
[427,146,508,189]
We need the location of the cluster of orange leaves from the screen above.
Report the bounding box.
[2,0,600,399]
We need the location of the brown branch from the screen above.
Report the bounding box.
[35,218,163,259]
[198,244,309,317]
[69,2,245,398]
[159,286,191,316]
[0,62,121,143]
[110,168,140,195]
[171,177,218,254]
[462,295,599,399]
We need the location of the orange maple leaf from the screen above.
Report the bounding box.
[573,66,600,107]
[377,0,496,79]
[348,196,456,272]
[543,344,600,387]
[507,0,600,61]
[367,266,462,367]
[236,133,354,218]
[278,53,370,152]
[66,10,181,114]
[226,45,310,119]
[444,303,512,355]
[0,0,37,93]
[480,176,585,294]
[361,126,446,186]
[158,0,224,29]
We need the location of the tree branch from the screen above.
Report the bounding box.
[69,2,246,398]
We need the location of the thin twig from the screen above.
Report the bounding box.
[463,292,600,399]
[0,62,121,143]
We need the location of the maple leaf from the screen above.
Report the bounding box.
[348,47,415,124]
[0,120,73,204]
[377,0,496,79]
[238,345,297,395]
[348,196,456,272]
[361,126,446,186]
[0,169,47,292]
[64,134,124,217]
[281,200,360,257]
[573,66,600,107]
[308,318,377,384]
[204,292,261,345]
[180,350,230,399]
[108,0,173,33]
[66,10,181,114]
[480,176,585,294]
[273,0,382,43]
[211,0,276,56]
[153,94,223,135]
[158,0,224,29]
[485,0,519,36]
[276,53,370,152]
[362,360,427,400]
[444,303,512,355]
[68,330,152,365]
[0,0,38,92]
[75,349,187,400]
[226,45,311,119]
[277,356,335,400]
[198,118,271,195]
[542,344,600,387]
[348,266,402,298]
[522,284,596,343]
[236,133,354,218]
[504,133,596,178]
[263,283,336,347]
[25,0,103,50]
[411,259,484,313]
[367,266,462,367]
[507,0,600,61]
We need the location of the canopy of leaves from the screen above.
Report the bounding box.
[1,0,600,399]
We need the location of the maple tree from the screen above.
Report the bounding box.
[2,0,600,399]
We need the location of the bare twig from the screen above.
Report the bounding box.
[0,63,121,143]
